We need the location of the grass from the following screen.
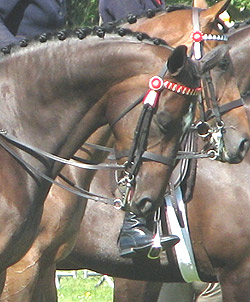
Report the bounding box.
[57,270,113,302]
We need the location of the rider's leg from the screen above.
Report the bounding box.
[118,211,179,258]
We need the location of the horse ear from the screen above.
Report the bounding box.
[192,0,208,9]
[200,0,230,25]
[199,44,229,74]
[167,45,188,76]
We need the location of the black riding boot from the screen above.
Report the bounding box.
[118,212,179,258]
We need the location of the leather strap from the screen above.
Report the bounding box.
[205,98,245,121]
[0,132,115,204]
[0,130,124,171]
[142,151,176,166]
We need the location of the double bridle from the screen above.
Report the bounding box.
[113,67,201,209]
[190,7,245,159]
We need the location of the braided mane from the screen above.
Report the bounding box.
[99,5,191,28]
[1,5,192,56]
[0,21,175,57]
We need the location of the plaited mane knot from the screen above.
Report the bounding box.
[39,33,48,43]
[1,45,11,55]
[19,39,29,47]
[94,27,106,38]
[136,32,149,41]
[146,9,156,18]
[57,30,67,41]
[153,39,161,45]
[75,27,91,40]
[117,28,128,37]
[127,14,137,24]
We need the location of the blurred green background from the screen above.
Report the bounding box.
[66,0,250,28]
[57,270,113,302]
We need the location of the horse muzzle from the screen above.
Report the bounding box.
[220,131,250,164]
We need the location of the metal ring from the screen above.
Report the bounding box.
[207,149,218,160]
[196,121,211,137]
[113,199,124,210]
[216,120,225,129]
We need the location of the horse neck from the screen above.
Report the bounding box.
[127,10,194,49]
[0,37,165,168]
[229,25,250,45]
[229,26,250,94]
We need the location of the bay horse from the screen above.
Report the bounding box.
[0,29,205,298]
[111,16,250,302]
[111,14,250,302]
[58,22,250,302]
[1,1,250,301]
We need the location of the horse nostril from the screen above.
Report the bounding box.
[239,138,250,155]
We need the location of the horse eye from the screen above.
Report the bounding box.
[155,111,173,133]
[218,57,229,70]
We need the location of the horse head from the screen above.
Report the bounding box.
[197,43,250,163]
[111,45,200,216]
[126,0,250,163]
